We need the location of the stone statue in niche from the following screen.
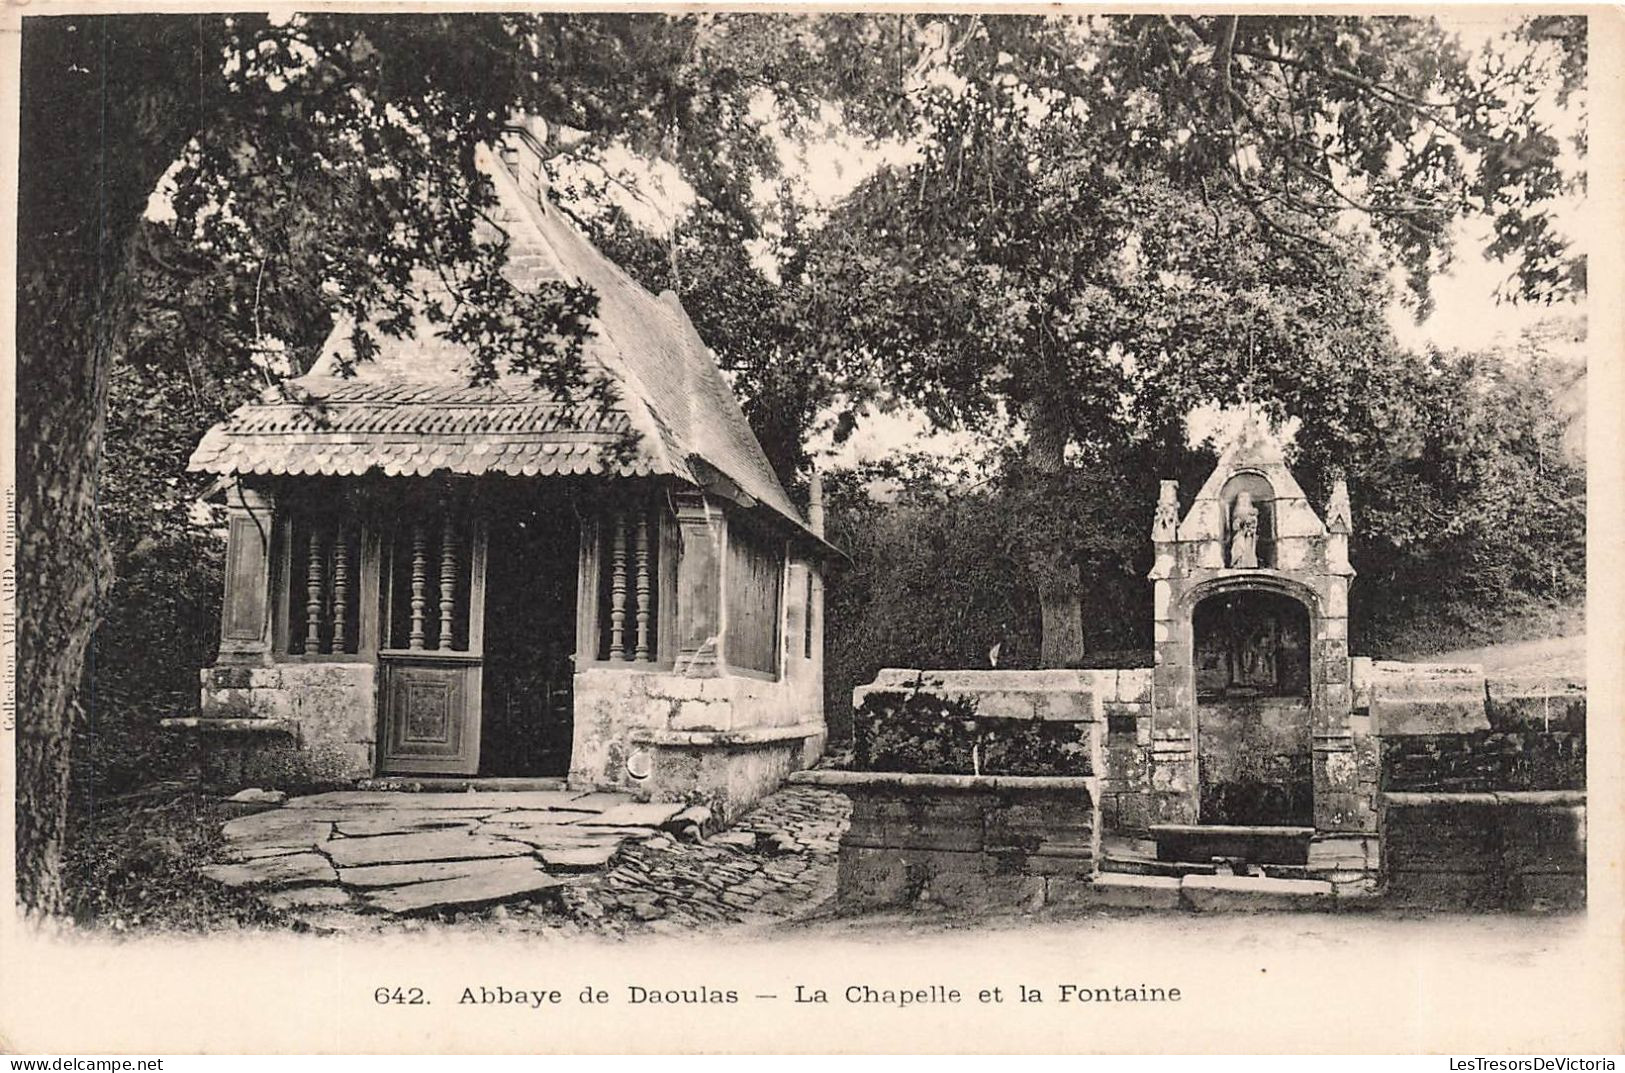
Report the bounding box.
[1228,491,1260,569]
[1233,617,1279,691]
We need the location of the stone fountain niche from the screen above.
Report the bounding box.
[1148,413,1369,837]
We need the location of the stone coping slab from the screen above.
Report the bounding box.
[629,722,825,748]
[159,717,298,734]
[1382,790,1586,807]
[868,668,1141,689]
[789,770,1093,792]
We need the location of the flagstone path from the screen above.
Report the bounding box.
[201,784,852,934]
[202,788,705,916]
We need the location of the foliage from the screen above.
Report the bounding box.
[62,792,291,933]
[821,326,1585,732]
[820,450,1162,738]
[1344,333,1586,655]
[851,689,1091,776]
[73,357,243,798]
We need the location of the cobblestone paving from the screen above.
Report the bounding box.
[286,786,850,937]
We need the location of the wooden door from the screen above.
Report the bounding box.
[377,510,487,775]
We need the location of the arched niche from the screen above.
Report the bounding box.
[1191,586,1314,826]
[1192,588,1310,701]
[1218,471,1276,569]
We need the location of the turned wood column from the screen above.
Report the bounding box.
[217,483,276,665]
[672,491,726,677]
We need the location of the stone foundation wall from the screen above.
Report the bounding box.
[791,771,1095,911]
[571,667,825,822]
[193,662,377,784]
[1380,791,1585,910]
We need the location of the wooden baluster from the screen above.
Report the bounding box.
[634,514,652,661]
[408,522,428,650]
[609,511,629,659]
[438,513,458,651]
[332,526,350,654]
[305,525,325,654]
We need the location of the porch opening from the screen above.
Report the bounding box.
[480,496,580,777]
[1193,589,1312,826]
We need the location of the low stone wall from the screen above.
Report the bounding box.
[1380,791,1586,910]
[185,662,377,784]
[790,770,1095,911]
[1365,662,1490,735]
[571,668,825,823]
[855,667,1156,829]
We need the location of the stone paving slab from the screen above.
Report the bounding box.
[323,830,535,869]
[477,809,596,826]
[364,859,565,916]
[222,813,338,842]
[225,841,331,862]
[1180,874,1334,912]
[202,852,337,888]
[539,844,624,871]
[261,886,355,910]
[563,792,634,810]
[339,859,536,888]
[333,816,483,837]
[589,802,687,827]
[204,787,659,917]
[495,829,630,850]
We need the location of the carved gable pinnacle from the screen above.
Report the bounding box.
[1325,478,1353,535]
[1152,480,1180,542]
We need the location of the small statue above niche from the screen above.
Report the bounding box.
[1229,490,1260,569]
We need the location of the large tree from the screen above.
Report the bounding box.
[785,14,1585,664]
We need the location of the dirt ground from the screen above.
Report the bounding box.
[1417,632,1586,677]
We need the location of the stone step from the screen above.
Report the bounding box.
[1180,874,1334,912]
[1099,854,1218,878]
[1062,873,1185,910]
[1150,824,1315,865]
[354,776,570,793]
[1055,872,1341,912]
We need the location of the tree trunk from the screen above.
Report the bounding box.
[15,16,202,914]
[1027,398,1085,668]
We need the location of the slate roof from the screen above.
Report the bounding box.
[189,131,810,535]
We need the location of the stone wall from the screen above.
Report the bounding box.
[571,665,825,822]
[1376,674,1585,793]
[189,662,377,784]
[1381,791,1585,910]
[850,668,1165,837]
[1375,674,1585,909]
[790,771,1095,911]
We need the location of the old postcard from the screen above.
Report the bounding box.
[2,2,1621,1055]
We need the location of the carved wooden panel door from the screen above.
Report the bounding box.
[377,510,488,775]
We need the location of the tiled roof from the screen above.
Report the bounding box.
[189,131,810,534]
[188,381,654,478]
